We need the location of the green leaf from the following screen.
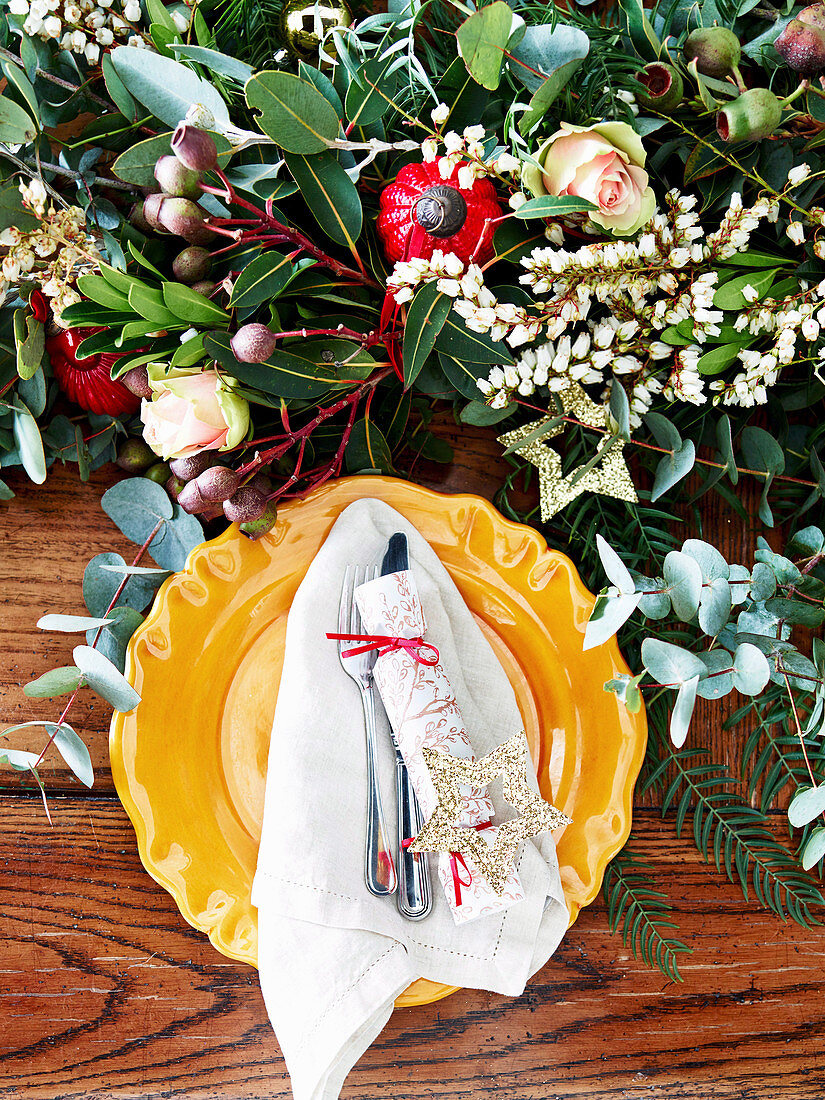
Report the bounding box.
[128,283,181,327]
[663,550,703,621]
[696,649,733,700]
[51,723,94,787]
[618,0,660,61]
[113,132,228,185]
[283,151,362,248]
[789,786,825,829]
[698,578,732,638]
[457,0,514,90]
[634,576,670,620]
[37,614,113,632]
[716,414,738,485]
[110,45,229,128]
[161,281,230,325]
[0,93,37,143]
[713,269,779,311]
[11,396,46,484]
[246,71,340,154]
[802,827,825,871]
[732,642,770,695]
[345,417,392,472]
[0,181,38,232]
[344,55,398,127]
[229,252,295,308]
[509,23,590,93]
[1,60,39,122]
[15,311,44,381]
[76,274,132,311]
[205,331,370,401]
[101,477,173,545]
[149,505,203,571]
[169,44,254,83]
[72,644,140,713]
[697,343,742,376]
[682,538,729,581]
[435,311,514,365]
[23,666,83,698]
[402,283,451,388]
[764,597,825,629]
[514,195,596,219]
[0,747,40,771]
[461,400,515,425]
[102,52,138,119]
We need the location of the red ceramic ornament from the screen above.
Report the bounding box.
[46,327,141,418]
[377,157,502,266]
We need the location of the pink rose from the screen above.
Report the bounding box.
[140,365,249,461]
[523,121,655,236]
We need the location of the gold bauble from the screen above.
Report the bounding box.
[280,0,353,56]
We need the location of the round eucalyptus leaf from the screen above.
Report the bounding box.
[729,564,751,605]
[641,637,706,686]
[732,642,770,696]
[696,650,733,699]
[788,786,825,829]
[583,589,641,651]
[670,675,699,748]
[698,576,732,638]
[801,827,825,871]
[750,562,776,602]
[663,550,703,622]
[101,478,173,547]
[634,576,671,620]
[682,538,730,581]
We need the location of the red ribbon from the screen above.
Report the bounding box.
[326,632,439,666]
[403,821,492,906]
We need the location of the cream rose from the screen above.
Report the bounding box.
[522,121,655,236]
[140,365,249,461]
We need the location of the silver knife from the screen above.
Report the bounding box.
[380,533,433,921]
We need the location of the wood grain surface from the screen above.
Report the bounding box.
[0,425,821,1099]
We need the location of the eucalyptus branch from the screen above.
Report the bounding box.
[0,46,112,111]
[0,145,68,209]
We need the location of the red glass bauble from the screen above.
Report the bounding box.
[46,327,141,418]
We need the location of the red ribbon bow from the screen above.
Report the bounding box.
[403,821,492,906]
[326,632,439,666]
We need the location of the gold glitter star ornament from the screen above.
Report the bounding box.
[409,730,571,893]
[498,381,638,521]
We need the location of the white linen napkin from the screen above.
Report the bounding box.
[252,498,569,1100]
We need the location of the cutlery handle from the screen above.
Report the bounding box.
[361,685,397,897]
[396,758,432,921]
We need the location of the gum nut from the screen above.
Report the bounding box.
[239,499,278,540]
[182,222,216,246]
[191,280,216,297]
[230,323,278,363]
[172,246,212,283]
[142,192,167,231]
[171,123,218,172]
[145,462,171,485]
[636,62,684,112]
[154,155,203,199]
[800,3,825,30]
[121,365,152,399]
[223,485,268,523]
[164,471,187,499]
[775,19,825,75]
[157,197,206,238]
[168,451,219,481]
[716,87,782,142]
[683,26,741,77]
[116,437,155,472]
[129,200,153,234]
[177,479,210,514]
[246,472,274,494]
[194,465,241,502]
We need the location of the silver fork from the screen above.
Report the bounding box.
[337,565,397,897]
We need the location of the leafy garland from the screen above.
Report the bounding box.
[1,0,825,977]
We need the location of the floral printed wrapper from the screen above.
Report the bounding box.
[355,569,524,925]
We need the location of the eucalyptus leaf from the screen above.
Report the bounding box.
[641,637,706,686]
[456,1,513,90]
[246,71,340,154]
[802,827,825,870]
[596,534,635,594]
[732,642,770,696]
[696,650,733,700]
[101,478,173,547]
[51,723,94,787]
[23,666,83,698]
[72,644,140,712]
[583,589,641,650]
[37,614,113,632]
[788,785,825,829]
[11,396,46,485]
[634,576,670,620]
[670,675,699,748]
[698,577,732,638]
[111,46,230,128]
[663,550,703,621]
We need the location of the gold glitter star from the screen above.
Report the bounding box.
[498,381,638,522]
[409,730,571,894]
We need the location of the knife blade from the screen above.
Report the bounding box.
[380,533,432,921]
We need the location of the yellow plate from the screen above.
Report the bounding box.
[110,477,646,1008]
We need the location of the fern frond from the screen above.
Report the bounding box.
[653,729,825,927]
[603,847,691,982]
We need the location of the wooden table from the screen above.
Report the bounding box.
[1,422,821,1099]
